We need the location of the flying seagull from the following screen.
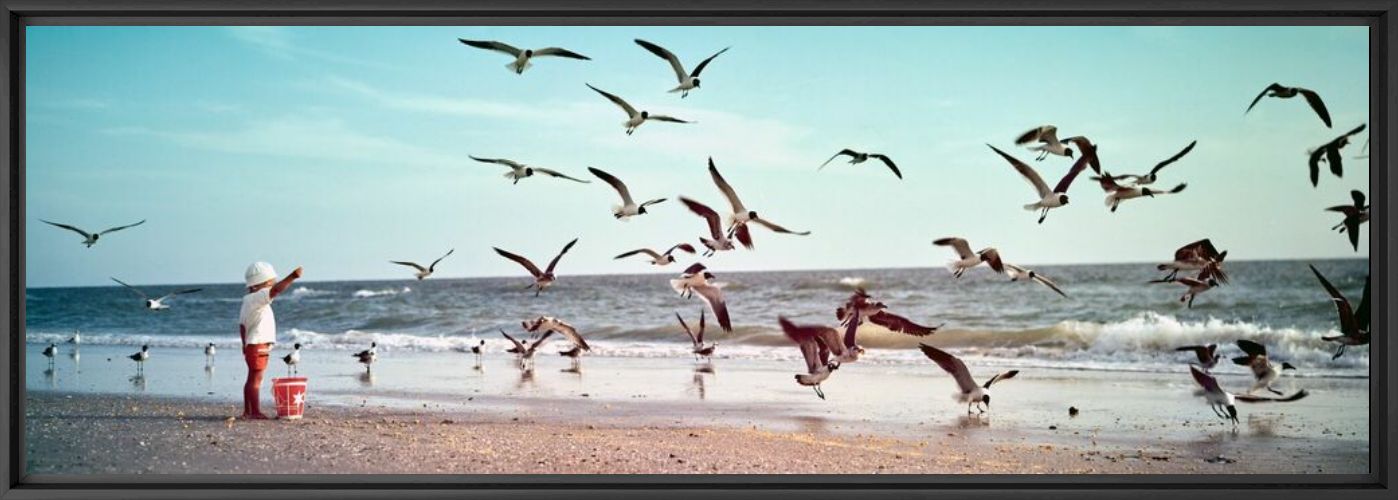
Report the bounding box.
[494,238,578,297]
[1150,276,1219,309]
[668,263,734,333]
[1156,239,1229,284]
[819,149,902,179]
[1326,190,1369,252]
[1004,263,1067,298]
[778,316,862,400]
[469,156,590,185]
[522,316,590,353]
[1246,83,1332,128]
[1309,265,1370,359]
[457,38,590,74]
[1110,140,1197,186]
[835,288,942,336]
[586,83,692,135]
[633,39,730,98]
[1232,339,1297,396]
[678,196,736,257]
[110,278,202,311]
[1059,136,1102,174]
[677,310,717,361]
[390,249,454,280]
[932,237,1004,278]
[501,329,551,369]
[1014,125,1074,161]
[40,219,145,248]
[1190,365,1308,427]
[989,144,1091,224]
[708,157,811,248]
[587,167,666,220]
[918,343,1019,415]
[1175,344,1221,371]
[1306,124,1366,187]
[1093,171,1186,213]
[614,243,697,266]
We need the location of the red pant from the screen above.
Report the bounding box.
[244,343,272,371]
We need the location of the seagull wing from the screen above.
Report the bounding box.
[110,277,148,299]
[528,330,555,351]
[1149,140,1197,176]
[933,237,974,259]
[1298,88,1332,128]
[983,370,1019,389]
[469,156,524,168]
[1014,125,1055,145]
[493,247,543,278]
[40,220,92,239]
[679,196,725,239]
[677,312,699,346]
[867,311,939,336]
[551,322,590,351]
[533,47,591,60]
[692,283,732,333]
[391,260,428,272]
[588,167,634,205]
[666,243,697,256]
[697,309,706,344]
[1235,339,1268,358]
[586,83,638,118]
[751,217,811,235]
[545,238,579,274]
[615,248,662,260]
[428,249,455,272]
[1174,239,1221,262]
[869,154,902,179]
[1236,390,1309,403]
[690,46,730,77]
[157,288,203,302]
[458,39,522,57]
[647,114,691,123]
[531,167,591,183]
[732,220,754,249]
[634,39,687,82]
[1309,264,1356,335]
[1246,83,1285,113]
[979,248,1006,273]
[1325,145,1344,178]
[1307,147,1326,187]
[99,219,146,235]
[819,149,857,170]
[779,317,826,374]
[1190,365,1224,394]
[1175,345,1210,364]
[1052,154,1092,194]
[989,144,1050,197]
[918,344,977,393]
[1356,275,1371,332]
[708,157,747,213]
[1031,273,1068,298]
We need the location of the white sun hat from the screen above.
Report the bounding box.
[244,261,278,287]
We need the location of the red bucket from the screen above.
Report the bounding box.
[272,376,308,420]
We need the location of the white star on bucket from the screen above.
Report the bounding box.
[293,393,304,406]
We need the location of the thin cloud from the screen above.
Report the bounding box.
[226,26,396,70]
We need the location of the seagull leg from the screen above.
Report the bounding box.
[813,386,825,400]
[1038,208,1048,224]
[1267,386,1283,396]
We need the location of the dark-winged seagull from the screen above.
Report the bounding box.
[469,156,591,185]
[282,343,301,375]
[778,316,862,400]
[668,263,734,333]
[708,157,811,248]
[1092,171,1186,212]
[458,39,590,74]
[1156,239,1229,284]
[1326,190,1369,252]
[988,144,1092,224]
[1246,83,1332,127]
[587,83,692,135]
[522,316,591,353]
[110,278,202,311]
[918,343,1019,415]
[1014,125,1074,161]
[501,329,552,370]
[1003,263,1068,298]
[390,249,454,280]
[1309,265,1370,359]
[1232,339,1297,396]
[1175,344,1221,371]
[1306,124,1366,187]
[128,345,149,374]
[1190,365,1308,427]
[40,219,145,248]
[819,149,902,179]
[352,342,377,373]
[1150,276,1219,309]
[633,39,730,98]
[615,243,697,266]
[677,310,717,361]
[494,238,578,297]
[678,196,736,256]
[932,237,1004,278]
[587,167,666,220]
[835,288,941,336]
[1110,140,1197,186]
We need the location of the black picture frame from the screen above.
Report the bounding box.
[1,1,1392,498]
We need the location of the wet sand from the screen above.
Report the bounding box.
[24,344,1369,475]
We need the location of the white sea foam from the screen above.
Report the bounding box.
[352,287,411,298]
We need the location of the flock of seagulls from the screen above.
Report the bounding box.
[34,35,1371,428]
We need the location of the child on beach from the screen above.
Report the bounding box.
[239,262,303,419]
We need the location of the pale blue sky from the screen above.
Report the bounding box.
[25,25,1369,287]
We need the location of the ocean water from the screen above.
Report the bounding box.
[25,259,1369,377]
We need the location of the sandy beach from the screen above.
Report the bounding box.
[24,344,1369,475]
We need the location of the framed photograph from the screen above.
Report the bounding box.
[2,1,1392,498]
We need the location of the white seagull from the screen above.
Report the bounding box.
[1231,339,1297,396]
[634,39,730,98]
[110,278,202,311]
[493,238,579,297]
[282,343,301,375]
[469,156,591,185]
[988,144,1091,224]
[668,263,734,333]
[390,249,454,280]
[708,157,811,248]
[1014,125,1074,161]
[457,38,590,74]
[1003,263,1068,298]
[40,219,145,248]
[614,243,697,266]
[932,237,1005,278]
[587,83,692,135]
[678,196,736,256]
[68,332,81,346]
[352,342,377,373]
[919,343,1019,415]
[588,167,667,220]
[677,310,717,361]
[819,149,902,179]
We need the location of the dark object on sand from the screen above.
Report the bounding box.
[1069,406,1079,417]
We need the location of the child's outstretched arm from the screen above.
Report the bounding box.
[269,266,304,299]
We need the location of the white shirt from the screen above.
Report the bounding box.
[239,288,276,346]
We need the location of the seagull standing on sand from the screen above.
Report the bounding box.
[1003,263,1068,298]
[390,249,454,280]
[494,238,578,297]
[1190,365,1308,427]
[470,156,591,185]
[708,157,811,248]
[1309,265,1369,359]
[1175,344,1221,371]
[1232,339,1297,396]
[678,197,736,256]
[918,344,1019,415]
[668,263,734,333]
[1014,125,1074,161]
[932,237,1004,278]
[110,278,202,311]
[352,342,377,373]
[282,343,301,375]
[835,288,941,336]
[778,316,862,400]
[588,167,667,220]
[42,343,57,367]
[1150,276,1218,309]
[988,144,1091,224]
[457,38,590,74]
[468,337,486,367]
[1156,239,1230,283]
[1093,172,1186,213]
[633,39,730,98]
[1246,83,1332,127]
[40,219,145,248]
[614,243,697,266]
[501,330,551,370]
[204,343,216,364]
[1108,140,1197,186]
[587,83,692,135]
[1326,190,1369,252]
[129,345,149,374]
[677,310,717,361]
[1307,124,1367,187]
[819,149,903,179]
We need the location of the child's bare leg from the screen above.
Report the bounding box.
[244,368,269,419]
